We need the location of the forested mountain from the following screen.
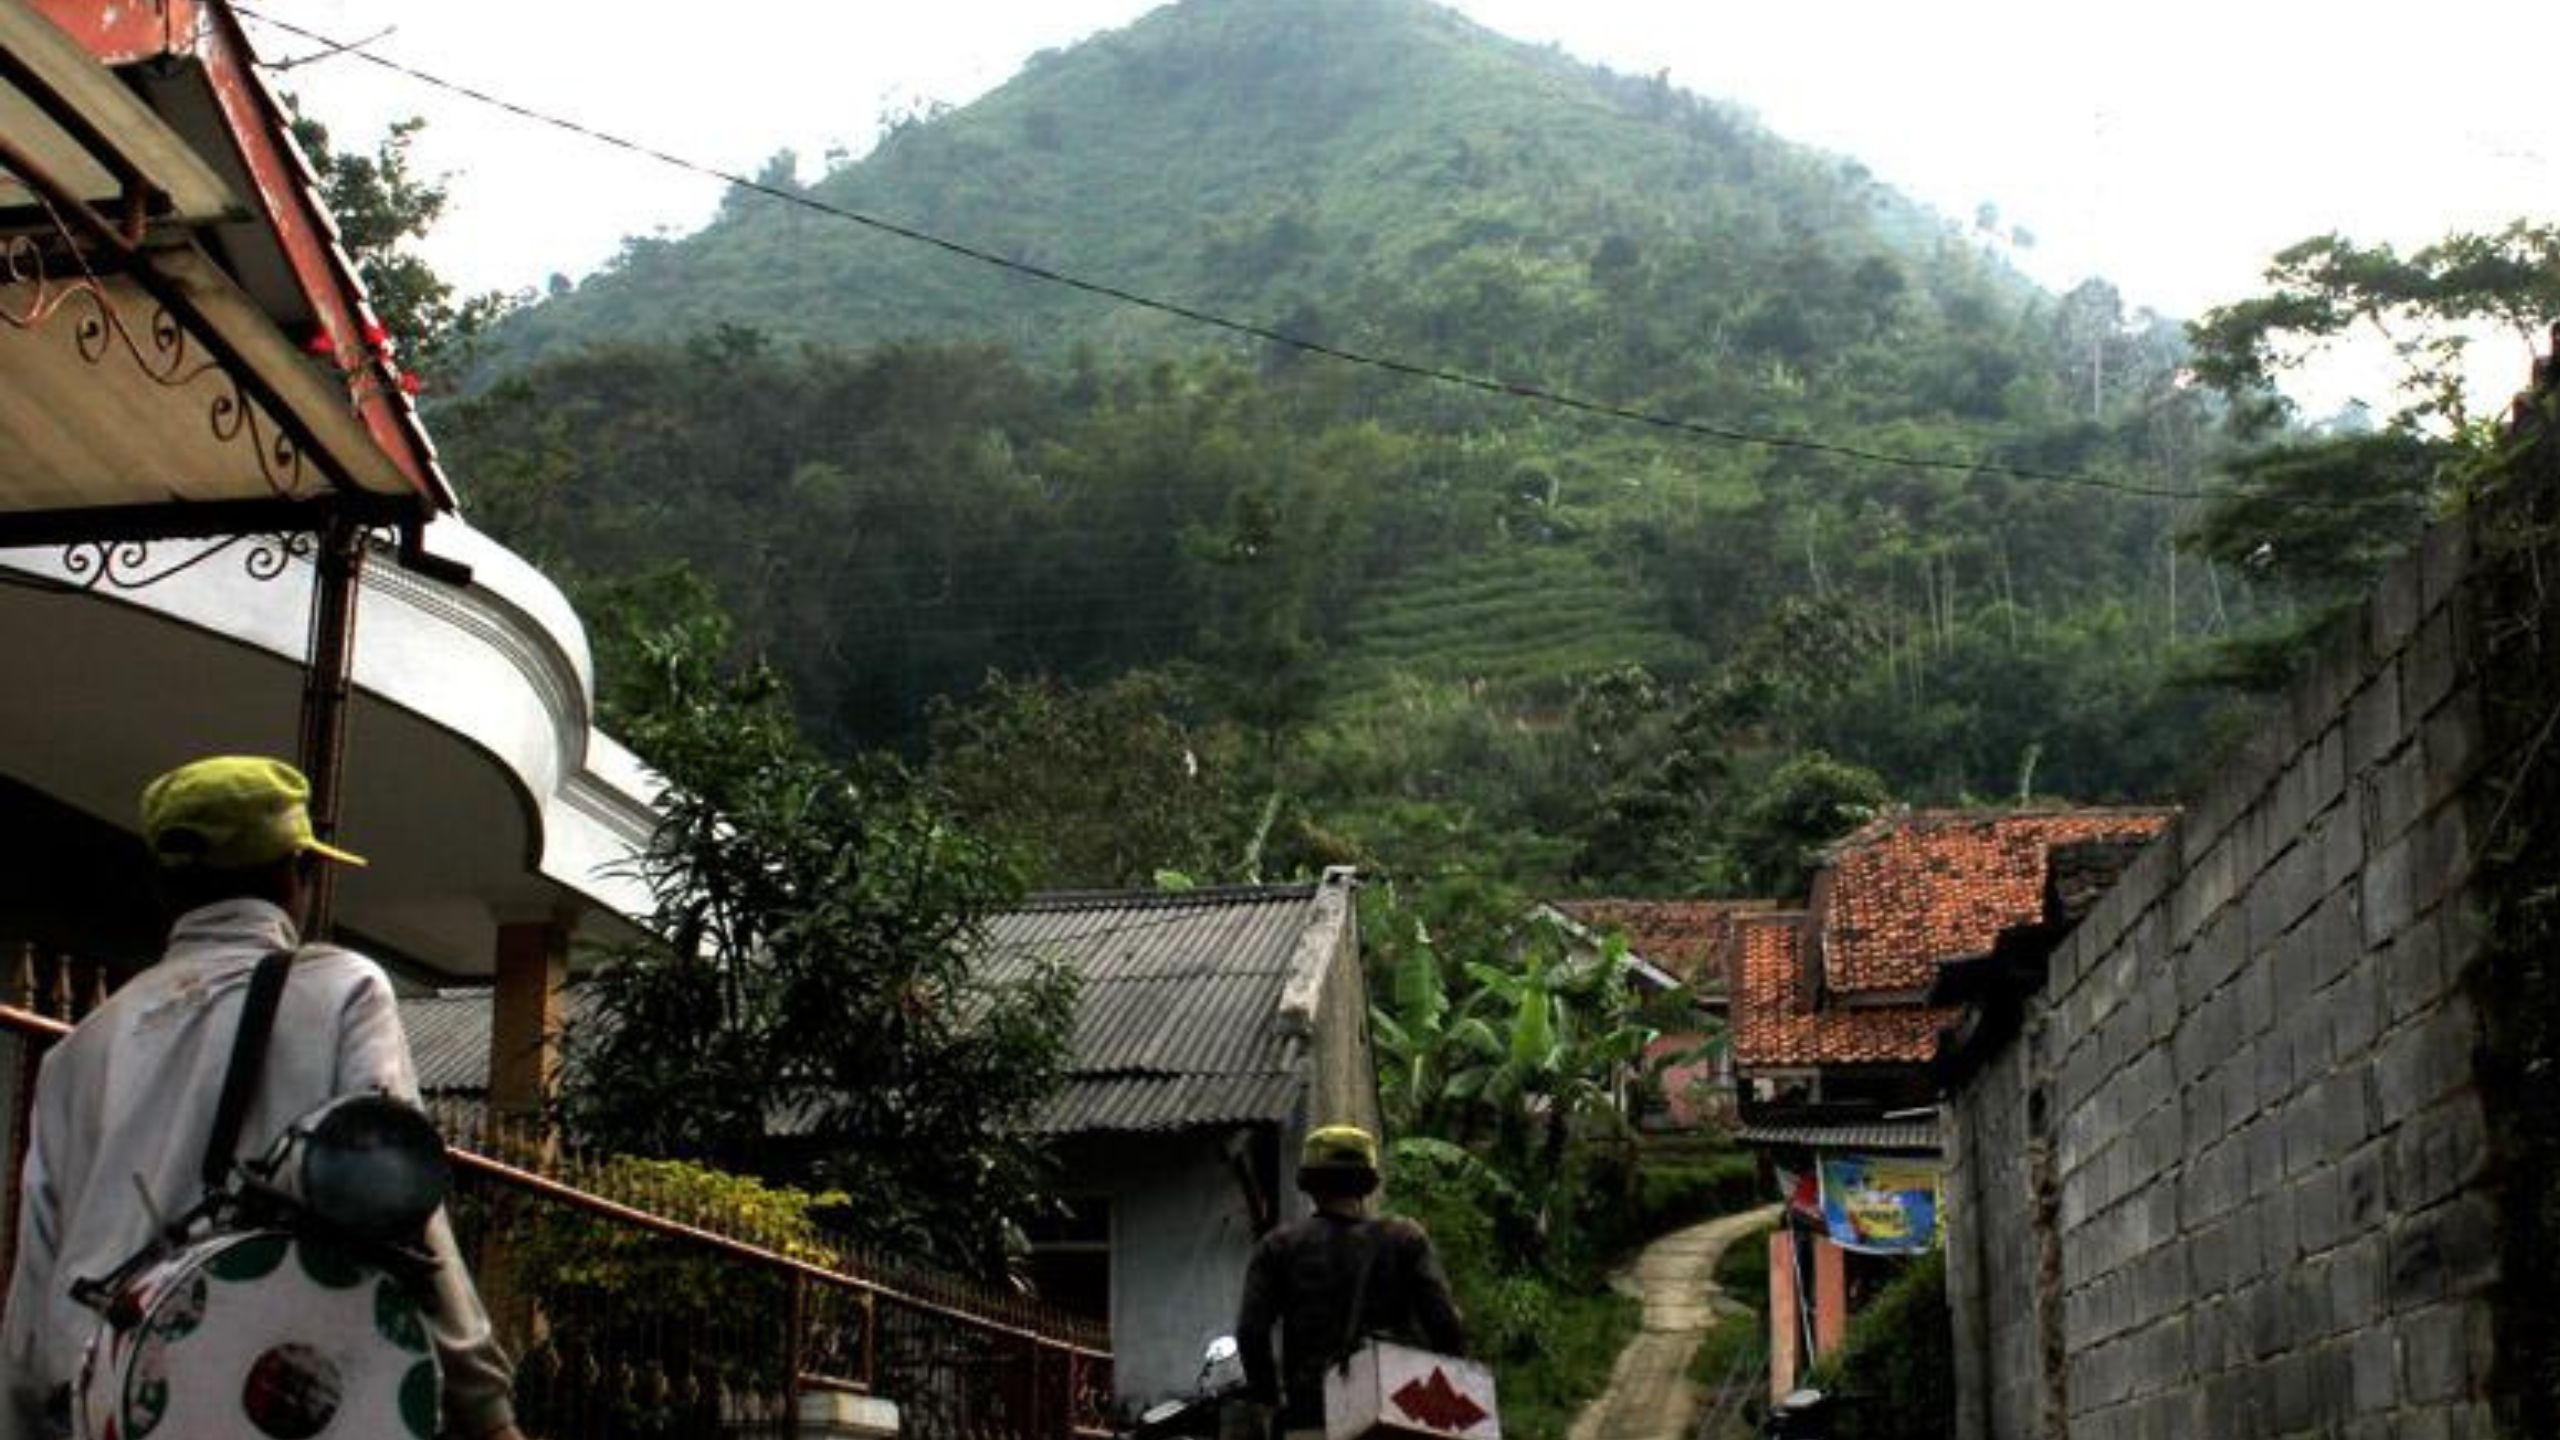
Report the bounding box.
[443,0,2252,895]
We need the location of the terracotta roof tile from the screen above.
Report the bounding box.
[1550,898,1776,993]
[1819,809,2173,993]
[1729,914,1957,1067]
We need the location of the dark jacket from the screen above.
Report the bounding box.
[1235,1211,1467,1427]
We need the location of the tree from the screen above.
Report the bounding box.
[561,592,1076,1276]
[925,669,1246,888]
[2184,220,2560,685]
[285,103,510,387]
[2190,222,2560,442]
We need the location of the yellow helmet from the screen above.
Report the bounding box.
[1300,1124,1380,1174]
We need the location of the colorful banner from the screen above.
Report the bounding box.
[1816,1153,1941,1254]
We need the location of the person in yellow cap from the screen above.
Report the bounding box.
[1234,1123,1466,1439]
[0,757,527,1440]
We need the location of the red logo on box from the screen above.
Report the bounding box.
[1391,1368,1488,1432]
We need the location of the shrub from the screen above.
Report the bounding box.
[1633,1153,1760,1233]
[1807,1249,1954,1440]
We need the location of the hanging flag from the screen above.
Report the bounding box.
[1816,1153,1941,1254]
[1774,1161,1822,1219]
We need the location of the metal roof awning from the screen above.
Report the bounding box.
[1734,1119,1942,1154]
[0,0,445,548]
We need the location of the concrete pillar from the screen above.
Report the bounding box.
[478,912,571,1351]
[1813,1235,1849,1358]
[489,915,570,1134]
[1769,1229,1802,1401]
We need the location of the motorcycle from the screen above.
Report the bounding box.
[1122,1335,1249,1439]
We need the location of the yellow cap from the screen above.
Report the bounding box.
[1301,1124,1380,1173]
[140,756,368,871]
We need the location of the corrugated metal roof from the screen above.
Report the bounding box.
[401,992,505,1095]
[979,884,1340,1134]
[394,881,1347,1139]
[1733,1120,1941,1153]
[400,987,598,1096]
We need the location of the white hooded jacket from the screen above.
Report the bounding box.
[0,899,513,1438]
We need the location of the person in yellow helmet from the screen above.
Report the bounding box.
[0,757,526,1440]
[1234,1124,1466,1439]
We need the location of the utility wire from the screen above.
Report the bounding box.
[234,5,2203,502]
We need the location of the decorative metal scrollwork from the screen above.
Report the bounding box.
[244,531,317,581]
[1,196,314,500]
[55,530,334,593]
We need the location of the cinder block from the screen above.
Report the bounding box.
[2388,1090,2489,1215]
[2413,798,2479,917]
[2420,686,2485,798]
[2385,1192,2501,1311]
[2350,1325,2398,1413]
[2404,607,2461,721]
[2294,1162,2345,1255]
[2383,915,2448,1025]
[2328,953,2384,1062]
[2417,515,2475,615]
[2329,1233,2386,1333]
[2373,995,2480,1126]
[2399,1303,2471,1404]
[2360,832,2418,948]
[2314,792,2366,894]
[2347,660,2408,773]
[2368,554,2424,660]
[2339,1138,2388,1234]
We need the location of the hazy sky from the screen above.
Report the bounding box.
[249,0,2555,401]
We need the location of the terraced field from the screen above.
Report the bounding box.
[1332,543,1706,709]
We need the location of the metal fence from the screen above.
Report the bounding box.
[0,971,1113,1440]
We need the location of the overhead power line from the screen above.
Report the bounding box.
[235,6,2201,502]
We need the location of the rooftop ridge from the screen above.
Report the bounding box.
[1011,882,1321,914]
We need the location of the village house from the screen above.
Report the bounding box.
[0,0,657,1162]
[1544,897,1773,1130]
[1727,807,2172,1398]
[404,868,1383,1414]
[0,11,1124,1434]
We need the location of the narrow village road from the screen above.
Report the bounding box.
[1566,1204,1781,1440]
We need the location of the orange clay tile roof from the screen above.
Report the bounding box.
[1550,899,1776,993]
[1730,913,1958,1067]
[1818,808,2174,994]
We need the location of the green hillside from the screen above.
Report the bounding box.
[487,0,1984,382]
[1335,547,1705,702]
[443,0,2244,894]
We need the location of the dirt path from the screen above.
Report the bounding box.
[1565,1204,1781,1440]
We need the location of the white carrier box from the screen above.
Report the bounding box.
[1323,1340,1500,1440]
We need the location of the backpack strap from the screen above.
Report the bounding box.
[200,949,294,1195]
[1333,1217,1382,1370]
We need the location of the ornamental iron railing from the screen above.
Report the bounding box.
[0,986,1112,1440]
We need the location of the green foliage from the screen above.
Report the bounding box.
[509,1158,847,1438]
[925,670,1247,888]
[517,1156,846,1300]
[439,0,2256,899]
[2183,218,2560,688]
[1631,1154,1761,1239]
[1713,1221,1773,1311]
[1690,1309,1770,1440]
[284,104,509,387]
[1807,1251,1955,1440]
[1367,888,1663,1244]
[1382,1140,1637,1440]
[560,590,1076,1277]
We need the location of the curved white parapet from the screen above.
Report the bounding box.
[0,518,660,976]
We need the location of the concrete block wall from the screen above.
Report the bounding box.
[1944,510,2502,1438]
